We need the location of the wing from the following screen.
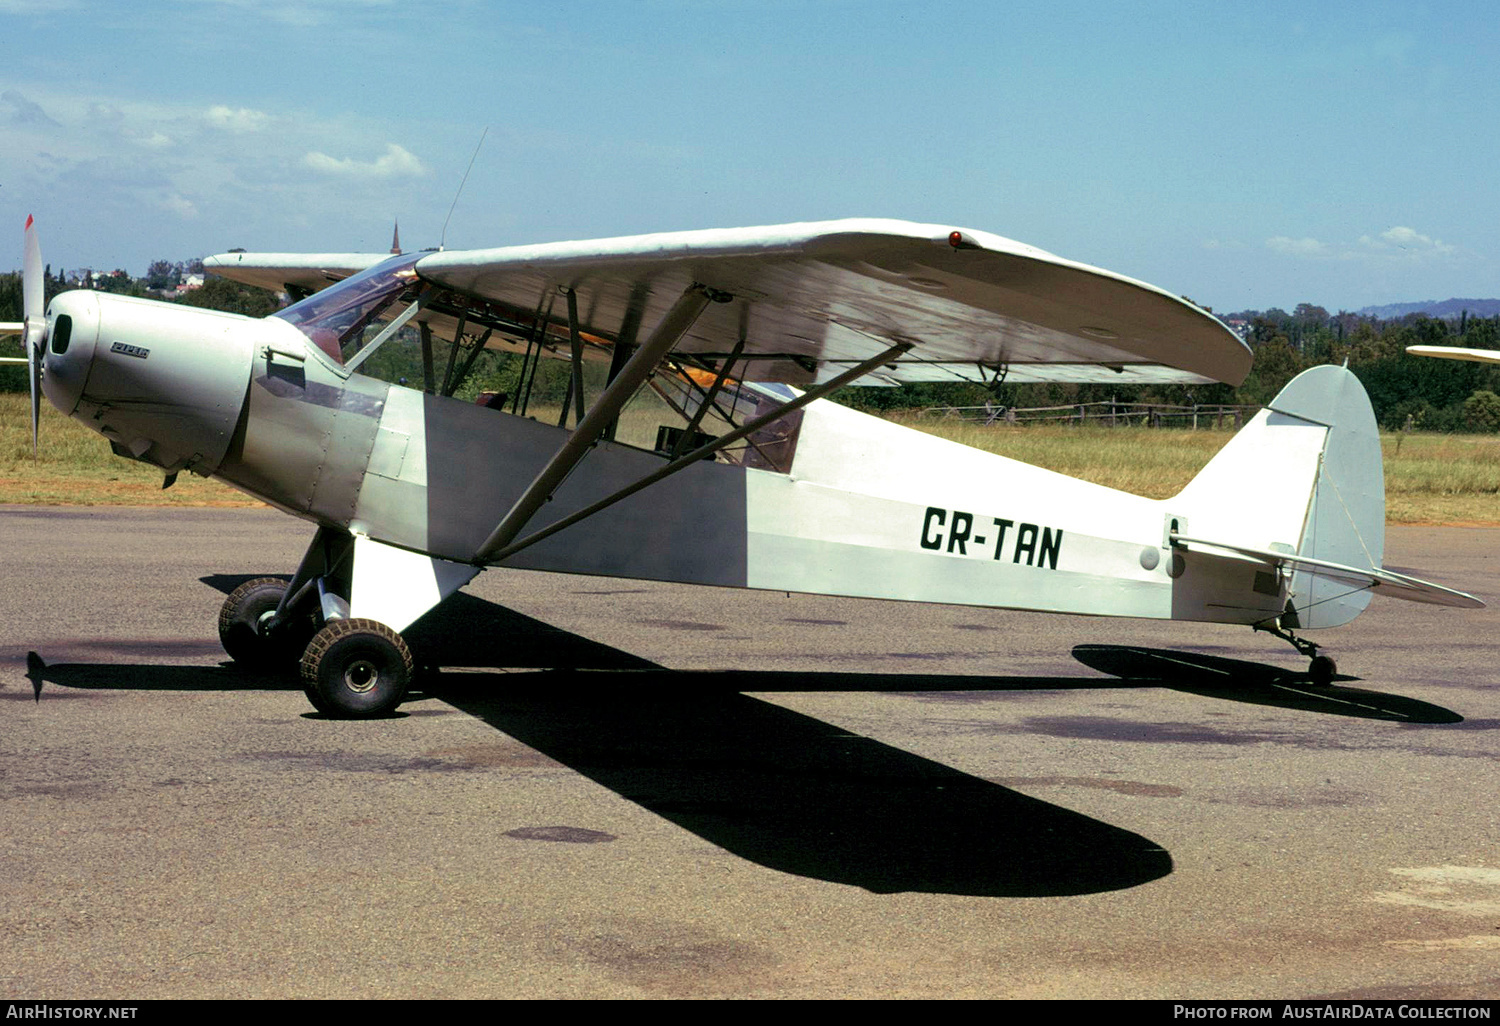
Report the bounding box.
[0,322,22,364]
[208,219,1250,387]
[202,252,392,299]
[1173,535,1484,609]
[1407,345,1500,365]
[416,219,1248,386]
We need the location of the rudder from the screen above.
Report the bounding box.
[1172,365,1384,628]
[1278,366,1385,628]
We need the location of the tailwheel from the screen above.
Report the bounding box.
[1255,621,1339,686]
[300,618,414,719]
[219,577,297,669]
[1308,654,1338,687]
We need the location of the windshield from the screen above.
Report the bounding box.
[274,253,424,366]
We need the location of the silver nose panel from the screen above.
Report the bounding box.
[64,294,258,475]
[41,290,100,417]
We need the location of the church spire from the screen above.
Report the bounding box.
[390,220,402,255]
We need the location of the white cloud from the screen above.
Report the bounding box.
[158,193,200,219]
[188,0,399,28]
[0,0,77,11]
[2,89,60,127]
[302,143,426,178]
[0,81,446,269]
[205,105,270,133]
[1266,236,1329,258]
[1357,225,1455,256]
[1267,226,1459,264]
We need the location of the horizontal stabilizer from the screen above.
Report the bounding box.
[1172,535,1483,609]
[1406,345,1500,365]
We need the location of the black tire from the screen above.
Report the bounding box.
[218,577,291,668]
[300,618,413,719]
[1308,654,1338,686]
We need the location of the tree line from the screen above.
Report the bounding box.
[817,303,1500,433]
[5,265,1498,431]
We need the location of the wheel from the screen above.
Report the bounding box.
[300,618,414,719]
[218,577,293,668]
[1308,654,1338,686]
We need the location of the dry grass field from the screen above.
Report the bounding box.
[896,413,1500,524]
[3,393,1497,523]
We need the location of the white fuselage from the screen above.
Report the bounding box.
[38,287,1347,632]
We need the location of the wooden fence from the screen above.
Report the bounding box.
[916,401,1261,429]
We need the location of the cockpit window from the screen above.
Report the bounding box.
[274,253,424,366]
[648,373,805,474]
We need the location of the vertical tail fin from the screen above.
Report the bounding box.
[1173,365,1384,628]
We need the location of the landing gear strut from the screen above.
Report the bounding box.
[1255,622,1338,686]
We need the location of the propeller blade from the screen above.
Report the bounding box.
[22,215,42,455]
[29,347,41,457]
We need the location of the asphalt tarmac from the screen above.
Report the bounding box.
[2,506,1497,999]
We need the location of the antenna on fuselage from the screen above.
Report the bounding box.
[439,126,488,252]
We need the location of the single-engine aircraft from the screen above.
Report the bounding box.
[15,215,1481,717]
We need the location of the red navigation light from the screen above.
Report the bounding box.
[948,230,963,248]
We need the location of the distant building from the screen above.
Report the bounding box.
[164,274,205,298]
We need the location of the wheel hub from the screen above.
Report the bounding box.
[343,660,379,694]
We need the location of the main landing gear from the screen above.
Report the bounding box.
[218,578,318,669]
[300,618,414,718]
[1255,621,1338,686]
[215,522,438,718]
[219,582,416,718]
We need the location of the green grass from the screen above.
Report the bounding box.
[1380,432,1500,523]
[4,393,1499,523]
[888,414,1235,498]
[0,395,259,505]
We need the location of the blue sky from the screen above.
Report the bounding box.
[2,0,1493,314]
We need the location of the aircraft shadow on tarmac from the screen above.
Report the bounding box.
[18,585,1465,898]
[1069,644,1464,725]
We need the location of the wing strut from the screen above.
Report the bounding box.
[437,311,468,395]
[512,291,556,415]
[561,287,586,428]
[673,340,745,458]
[442,326,492,398]
[480,340,912,565]
[474,282,719,563]
[419,322,437,392]
[602,282,651,442]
